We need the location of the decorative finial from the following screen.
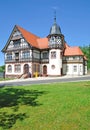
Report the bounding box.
[54,9,56,23]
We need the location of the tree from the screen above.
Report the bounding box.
[0,65,5,72]
[80,45,90,69]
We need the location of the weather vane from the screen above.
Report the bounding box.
[54,9,56,23]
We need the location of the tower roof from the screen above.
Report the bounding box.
[49,13,61,35]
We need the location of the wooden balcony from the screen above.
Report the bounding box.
[5,57,32,63]
[5,57,49,63]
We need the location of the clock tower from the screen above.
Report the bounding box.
[47,15,65,76]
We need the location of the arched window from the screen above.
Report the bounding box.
[24,64,29,74]
[7,65,12,72]
[15,64,21,72]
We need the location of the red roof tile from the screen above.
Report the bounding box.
[16,25,40,48]
[64,46,84,56]
[37,38,48,49]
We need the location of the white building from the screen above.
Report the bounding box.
[2,17,87,78]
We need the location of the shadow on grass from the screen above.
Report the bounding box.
[0,87,46,129]
[0,87,46,108]
[0,112,26,129]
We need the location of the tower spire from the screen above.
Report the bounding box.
[54,10,56,23]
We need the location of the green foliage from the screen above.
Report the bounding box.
[0,82,90,130]
[0,65,5,72]
[80,45,90,69]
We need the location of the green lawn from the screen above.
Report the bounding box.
[0,81,90,130]
[0,78,13,81]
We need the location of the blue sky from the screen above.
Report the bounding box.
[0,0,90,66]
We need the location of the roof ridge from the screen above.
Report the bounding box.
[16,25,40,38]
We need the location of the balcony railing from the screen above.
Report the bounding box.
[63,59,83,63]
[5,57,32,63]
[7,43,30,51]
[40,58,49,63]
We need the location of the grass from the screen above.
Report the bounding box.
[0,78,14,81]
[0,81,90,130]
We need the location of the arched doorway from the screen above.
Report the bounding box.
[24,64,29,74]
[43,65,47,75]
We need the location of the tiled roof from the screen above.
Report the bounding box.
[17,25,49,49]
[17,25,40,48]
[37,38,48,49]
[64,45,84,56]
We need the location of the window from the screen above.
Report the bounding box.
[15,53,19,59]
[14,39,20,47]
[80,66,82,72]
[7,65,12,72]
[33,51,40,59]
[63,56,66,60]
[22,51,30,59]
[66,57,69,60]
[85,61,87,65]
[51,65,55,69]
[66,65,69,72]
[79,56,83,60]
[73,66,77,72]
[72,56,78,60]
[21,40,28,47]
[15,64,21,72]
[42,52,48,59]
[8,41,13,48]
[51,51,56,59]
[6,53,12,60]
[13,31,21,37]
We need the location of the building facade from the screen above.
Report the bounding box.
[2,18,87,78]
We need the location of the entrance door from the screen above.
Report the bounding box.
[43,65,47,75]
[24,64,29,74]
